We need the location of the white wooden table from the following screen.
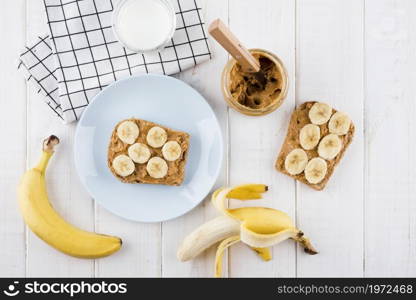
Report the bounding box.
[1,0,415,278]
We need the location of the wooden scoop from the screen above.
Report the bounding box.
[208,19,267,87]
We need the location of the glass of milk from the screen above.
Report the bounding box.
[113,0,176,53]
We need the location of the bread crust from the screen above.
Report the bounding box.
[108,118,190,186]
[275,102,355,191]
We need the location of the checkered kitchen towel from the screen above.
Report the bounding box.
[18,0,211,123]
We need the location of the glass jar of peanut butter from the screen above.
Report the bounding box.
[221,49,288,116]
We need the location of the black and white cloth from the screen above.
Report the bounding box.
[18,0,211,123]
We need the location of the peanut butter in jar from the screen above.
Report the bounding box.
[221,49,288,116]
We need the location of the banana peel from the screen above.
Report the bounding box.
[177,184,317,277]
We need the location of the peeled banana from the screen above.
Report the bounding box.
[18,136,122,258]
[177,184,317,277]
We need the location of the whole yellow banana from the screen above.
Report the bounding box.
[18,136,122,259]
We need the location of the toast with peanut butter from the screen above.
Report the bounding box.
[275,102,354,191]
[108,118,190,186]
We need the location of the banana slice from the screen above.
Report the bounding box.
[113,155,135,177]
[285,149,308,175]
[128,143,151,164]
[299,124,321,150]
[309,102,333,125]
[328,112,351,135]
[318,134,342,160]
[305,158,327,184]
[162,141,182,161]
[146,157,168,179]
[117,121,140,145]
[147,127,168,148]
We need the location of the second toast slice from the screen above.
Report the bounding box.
[275,101,354,191]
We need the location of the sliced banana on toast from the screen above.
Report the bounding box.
[305,158,327,184]
[128,143,151,164]
[318,134,342,160]
[147,157,169,179]
[162,141,182,161]
[147,126,168,148]
[113,155,135,177]
[117,121,140,145]
[329,112,351,135]
[299,124,321,150]
[308,102,333,125]
[285,149,308,175]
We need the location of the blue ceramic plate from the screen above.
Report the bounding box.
[74,74,223,223]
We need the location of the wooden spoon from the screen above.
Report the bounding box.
[208,18,267,87]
